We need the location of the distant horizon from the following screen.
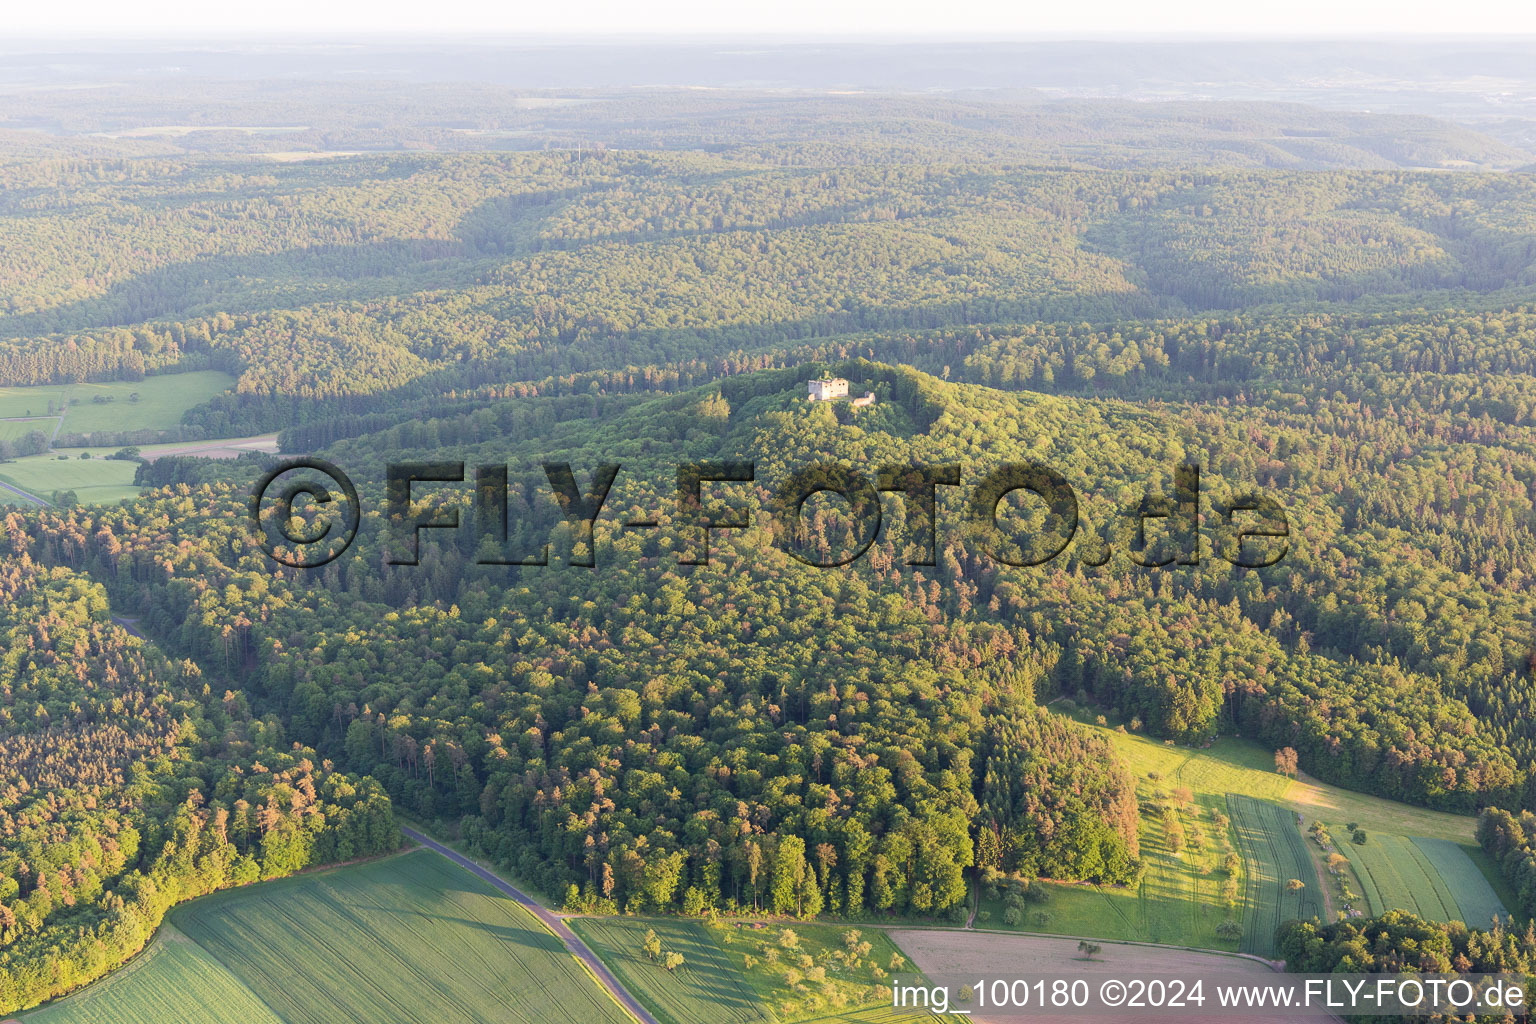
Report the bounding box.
[11,0,1536,40]
[9,34,1536,115]
[7,31,1536,43]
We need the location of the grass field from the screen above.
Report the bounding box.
[0,435,277,505]
[0,371,234,434]
[791,1009,925,1024]
[1081,719,1477,844]
[22,926,284,1024]
[25,850,632,1024]
[570,918,913,1024]
[0,419,56,443]
[1227,795,1324,957]
[0,370,242,505]
[572,918,769,1024]
[1079,715,1523,931]
[0,454,141,504]
[975,743,1247,950]
[969,713,1494,956]
[1417,839,1510,928]
[1459,844,1521,923]
[976,879,1144,945]
[972,860,1221,949]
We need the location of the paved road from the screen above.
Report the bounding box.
[400,826,660,1024]
[111,615,146,639]
[0,479,46,506]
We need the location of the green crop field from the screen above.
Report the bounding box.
[0,370,234,435]
[1227,795,1324,957]
[0,454,141,504]
[1340,833,1512,930]
[1459,844,1522,923]
[569,918,914,1024]
[24,850,631,1024]
[22,926,284,1024]
[1345,834,1460,923]
[1408,838,1509,928]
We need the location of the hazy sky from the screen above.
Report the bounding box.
[11,0,1536,37]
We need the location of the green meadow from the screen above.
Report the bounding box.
[1084,721,1476,845]
[1344,836,1509,929]
[0,453,141,504]
[0,370,241,504]
[970,711,1502,955]
[0,419,53,443]
[0,370,234,435]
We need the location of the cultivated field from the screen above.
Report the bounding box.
[133,434,280,461]
[0,371,234,435]
[0,455,140,504]
[1227,796,1323,957]
[888,930,1308,1024]
[1413,839,1511,928]
[0,435,279,505]
[22,926,283,1024]
[572,918,770,1024]
[23,850,631,1024]
[571,918,913,1024]
[1346,834,1459,923]
[1343,836,1508,928]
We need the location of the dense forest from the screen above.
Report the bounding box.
[1280,911,1536,1022]
[0,552,401,1014]
[5,85,1536,1000]
[1478,808,1536,920]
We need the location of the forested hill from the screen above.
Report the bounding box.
[7,354,1535,917]
[5,149,1536,400]
[6,79,1536,1000]
[0,553,401,1014]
